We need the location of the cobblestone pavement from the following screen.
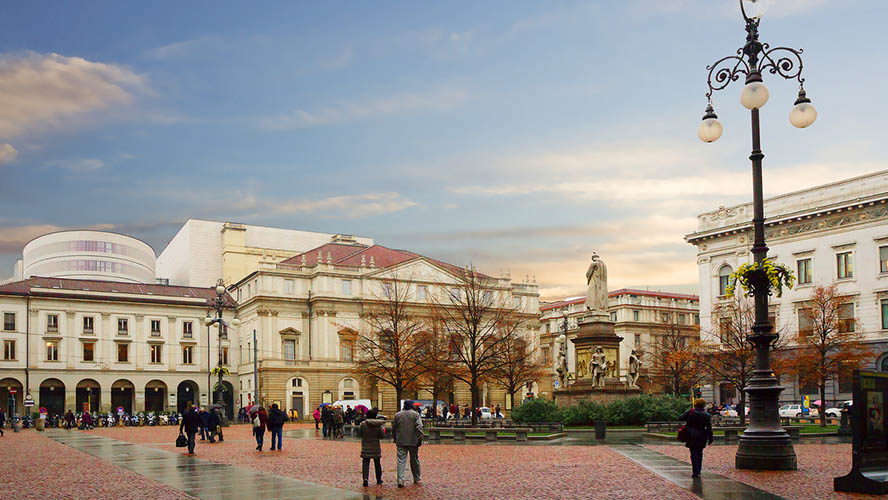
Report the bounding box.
[94,425,699,500]
[0,428,192,500]
[647,444,881,500]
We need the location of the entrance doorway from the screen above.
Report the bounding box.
[76,379,101,413]
[111,380,134,414]
[145,380,167,412]
[0,378,24,417]
[39,378,65,416]
[177,380,199,413]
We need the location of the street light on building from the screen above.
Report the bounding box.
[697,0,815,470]
[204,279,241,414]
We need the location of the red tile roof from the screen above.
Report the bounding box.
[0,277,236,307]
[539,297,586,312]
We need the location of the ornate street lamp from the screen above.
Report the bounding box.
[204,279,241,416]
[698,0,815,470]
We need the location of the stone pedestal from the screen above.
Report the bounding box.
[554,313,641,406]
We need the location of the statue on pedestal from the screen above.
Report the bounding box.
[585,254,608,317]
[555,336,569,388]
[591,346,608,387]
[627,349,642,388]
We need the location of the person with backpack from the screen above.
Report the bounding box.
[359,408,386,487]
[267,403,287,451]
[679,398,714,479]
[250,406,268,451]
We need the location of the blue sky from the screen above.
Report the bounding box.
[1,0,885,298]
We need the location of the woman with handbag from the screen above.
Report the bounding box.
[679,398,714,478]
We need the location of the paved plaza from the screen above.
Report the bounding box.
[0,424,872,500]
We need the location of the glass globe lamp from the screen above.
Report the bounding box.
[741,0,770,20]
[789,89,817,128]
[697,104,723,143]
[740,81,769,110]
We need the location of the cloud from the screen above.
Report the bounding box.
[257,88,467,129]
[0,144,17,165]
[0,223,115,253]
[320,45,353,70]
[242,192,419,219]
[45,158,105,172]
[0,52,148,140]
[144,36,220,60]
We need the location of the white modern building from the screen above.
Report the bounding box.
[21,230,156,283]
[0,277,239,418]
[156,219,373,287]
[686,170,888,406]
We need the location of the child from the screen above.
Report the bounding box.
[359,408,385,487]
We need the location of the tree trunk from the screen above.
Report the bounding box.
[820,382,827,428]
[738,390,746,427]
[470,381,479,427]
[396,387,403,414]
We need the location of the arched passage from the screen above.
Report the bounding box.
[111,379,135,414]
[286,377,309,420]
[76,379,101,413]
[177,380,199,413]
[0,377,24,417]
[39,378,65,416]
[145,380,167,413]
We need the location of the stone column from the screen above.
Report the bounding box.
[101,389,112,413]
[134,315,145,370]
[100,312,111,368]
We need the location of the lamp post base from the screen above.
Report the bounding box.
[736,433,798,470]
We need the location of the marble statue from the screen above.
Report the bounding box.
[555,336,569,388]
[627,349,642,388]
[585,254,608,316]
[591,346,608,387]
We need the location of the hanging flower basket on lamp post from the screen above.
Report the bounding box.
[726,259,795,299]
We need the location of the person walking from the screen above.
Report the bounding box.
[64,410,75,430]
[679,398,714,479]
[251,406,268,451]
[198,407,210,441]
[267,403,286,451]
[441,404,448,422]
[359,408,385,487]
[333,405,345,438]
[313,407,321,430]
[0,408,5,436]
[205,408,220,443]
[179,405,203,455]
[392,400,423,488]
[321,405,333,437]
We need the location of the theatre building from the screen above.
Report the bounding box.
[0,277,238,418]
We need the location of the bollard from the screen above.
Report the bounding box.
[594,420,606,440]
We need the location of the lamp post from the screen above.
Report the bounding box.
[204,279,241,417]
[698,0,816,470]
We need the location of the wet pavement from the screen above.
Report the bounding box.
[47,430,376,500]
[611,445,784,500]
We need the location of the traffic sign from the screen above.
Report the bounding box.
[24,397,34,407]
[117,406,124,415]
[8,387,16,394]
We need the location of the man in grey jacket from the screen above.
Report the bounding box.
[391,400,423,487]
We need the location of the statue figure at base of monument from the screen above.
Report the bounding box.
[627,349,642,389]
[591,346,608,387]
[555,336,569,389]
[585,253,608,317]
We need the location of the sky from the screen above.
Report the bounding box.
[0,0,885,300]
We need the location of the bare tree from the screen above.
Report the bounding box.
[431,267,525,426]
[415,321,460,418]
[489,328,545,411]
[352,275,425,406]
[644,316,703,396]
[780,283,872,427]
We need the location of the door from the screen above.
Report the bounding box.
[292,395,304,421]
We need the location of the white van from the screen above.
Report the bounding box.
[332,399,372,411]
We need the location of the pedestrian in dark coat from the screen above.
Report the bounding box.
[321,406,333,437]
[359,409,385,487]
[251,407,268,451]
[267,403,286,451]
[198,408,210,440]
[205,409,220,443]
[679,398,714,478]
[179,405,203,454]
[0,408,5,436]
[64,410,75,430]
[392,400,423,487]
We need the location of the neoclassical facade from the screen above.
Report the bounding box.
[231,241,540,418]
[539,289,700,395]
[0,277,238,417]
[686,170,888,406]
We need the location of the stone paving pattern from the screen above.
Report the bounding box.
[94,425,699,500]
[647,444,881,500]
[0,429,192,500]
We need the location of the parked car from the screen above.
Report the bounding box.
[779,404,819,417]
[478,407,493,419]
[824,400,853,418]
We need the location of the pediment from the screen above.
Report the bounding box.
[367,258,461,284]
[279,327,301,337]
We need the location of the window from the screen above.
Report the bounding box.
[719,318,732,343]
[880,246,888,274]
[797,258,812,285]
[514,296,521,309]
[837,251,854,279]
[220,347,229,365]
[839,364,854,393]
[3,340,15,360]
[150,319,161,336]
[341,341,353,361]
[882,300,888,330]
[634,333,640,346]
[718,265,733,296]
[82,316,94,334]
[292,378,302,387]
[798,308,813,337]
[150,344,162,363]
[694,314,700,325]
[183,321,193,338]
[678,313,687,325]
[117,318,128,335]
[47,314,58,333]
[546,323,551,333]
[541,346,550,364]
[417,285,427,301]
[449,288,460,301]
[610,312,617,322]
[117,343,128,363]
[285,279,294,294]
[283,339,296,360]
[82,342,94,362]
[3,313,14,331]
[247,342,251,362]
[220,323,228,340]
[342,279,352,296]
[382,282,393,296]
[633,310,640,321]
[182,345,194,364]
[46,341,59,361]
[838,303,855,333]
[661,312,672,323]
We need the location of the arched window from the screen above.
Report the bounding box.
[718,265,733,296]
[879,355,888,373]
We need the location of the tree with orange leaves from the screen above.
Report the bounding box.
[781,283,872,427]
[488,327,546,411]
[643,315,703,396]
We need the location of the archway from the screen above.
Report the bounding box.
[111,379,134,414]
[177,380,199,413]
[145,380,167,413]
[76,379,101,413]
[39,378,65,416]
[286,377,309,421]
[0,377,24,417]
[338,377,359,401]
